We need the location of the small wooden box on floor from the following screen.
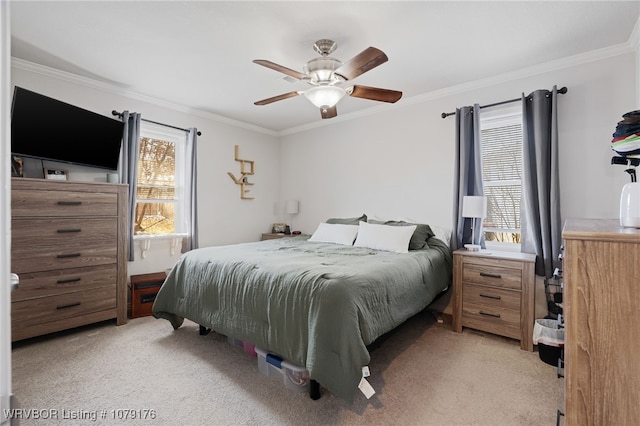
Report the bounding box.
[130,272,166,319]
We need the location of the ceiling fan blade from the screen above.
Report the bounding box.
[254,91,301,106]
[321,106,337,119]
[253,59,308,80]
[347,85,402,103]
[334,47,388,81]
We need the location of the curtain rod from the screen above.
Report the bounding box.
[440,86,568,119]
[111,110,202,136]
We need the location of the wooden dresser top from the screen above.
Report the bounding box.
[563,218,640,243]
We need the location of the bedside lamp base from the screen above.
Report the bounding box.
[464,244,481,251]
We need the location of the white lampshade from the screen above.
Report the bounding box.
[304,86,346,109]
[285,200,299,215]
[462,196,487,219]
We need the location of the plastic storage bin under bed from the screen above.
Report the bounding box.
[255,347,310,393]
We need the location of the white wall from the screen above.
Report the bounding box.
[10,45,638,275]
[1,1,13,420]
[279,51,638,236]
[11,63,282,276]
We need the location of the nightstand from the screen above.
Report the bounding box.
[452,249,536,351]
[261,233,308,241]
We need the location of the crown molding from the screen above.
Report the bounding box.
[396,42,635,111]
[630,15,640,51]
[10,57,278,137]
[12,36,636,138]
[280,41,636,136]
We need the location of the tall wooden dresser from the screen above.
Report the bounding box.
[11,178,128,341]
[562,219,640,425]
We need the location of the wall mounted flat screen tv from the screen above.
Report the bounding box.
[11,86,124,170]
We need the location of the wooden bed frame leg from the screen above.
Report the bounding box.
[199,325,211,336]
[309,379,321,400]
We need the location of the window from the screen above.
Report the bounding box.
[480,105,523,249]
[134,122,187,237]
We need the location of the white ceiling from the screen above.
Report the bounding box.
[9,1,640,134]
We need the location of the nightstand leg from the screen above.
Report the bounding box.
[429,310,444,324]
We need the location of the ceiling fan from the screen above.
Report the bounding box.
[253,39,402,119]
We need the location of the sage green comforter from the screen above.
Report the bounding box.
[153,236,452,402]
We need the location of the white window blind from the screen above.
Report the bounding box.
[480,106,523,247]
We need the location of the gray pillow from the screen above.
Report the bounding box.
[369,220,434,250]
[326,214,367,226]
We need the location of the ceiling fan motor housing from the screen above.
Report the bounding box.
[304,57,343,85]
[313,39,337,56]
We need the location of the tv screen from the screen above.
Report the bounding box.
[11,87,124,170]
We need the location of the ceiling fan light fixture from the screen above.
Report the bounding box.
[253,39,400,119]
[304,86,346,109]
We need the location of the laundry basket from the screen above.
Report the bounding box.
[532,318,564,366]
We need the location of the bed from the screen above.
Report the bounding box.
[152,219,452,402]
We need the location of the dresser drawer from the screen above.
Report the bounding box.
[11,189,118,217]
[462,283,521,311]
[462,263,522,290]
[11,286,117,341]
[12,264,117,302]
[11,218,117,273]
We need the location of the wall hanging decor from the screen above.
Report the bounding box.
[228,145,255,199]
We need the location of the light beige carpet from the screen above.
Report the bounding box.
[11,311,561,425]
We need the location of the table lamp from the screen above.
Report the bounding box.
[286,200,299,234]
[462,195,487,251]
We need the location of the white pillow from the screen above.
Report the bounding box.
[354,221,416,253]
[308,222,359,245]
[430,224,453,248]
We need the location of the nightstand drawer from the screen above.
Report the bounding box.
[462,303,520,339]
[462,263,522,290]
[462,283,520,311]
[261,233,288,240]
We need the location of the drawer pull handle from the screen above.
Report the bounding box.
[57,201,82,206]
[56,253,81,259]
[479,310,501,318]
[56,302,81,310]
[57,277,81,284]
[480,272,502,279]
[57,228,82,233]
[479,293,501,300]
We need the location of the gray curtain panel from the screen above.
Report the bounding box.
[119,111,141,262]
[183,128,199,252]
[453,104,484,250]
[521,86,562,277]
